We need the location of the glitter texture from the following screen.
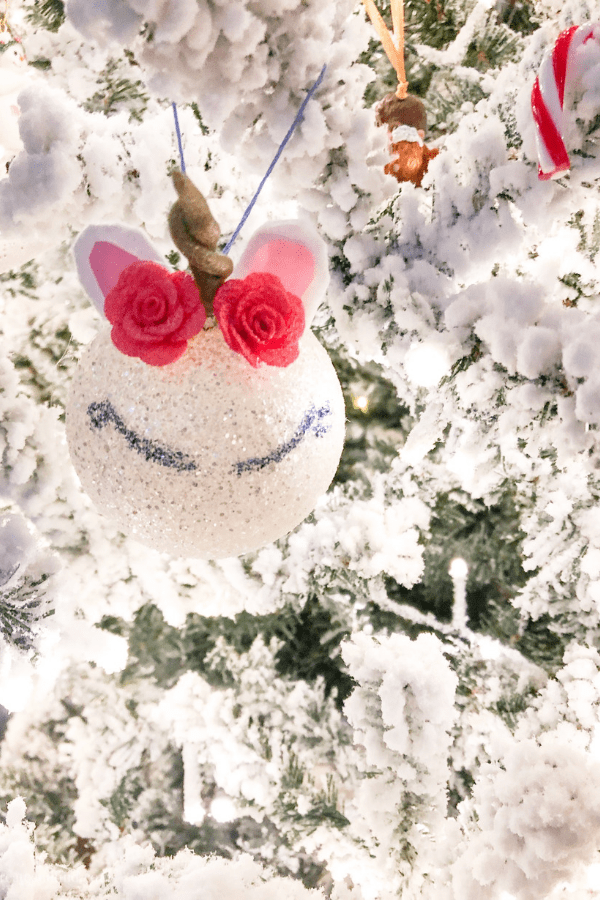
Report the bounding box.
[66,327,345,559]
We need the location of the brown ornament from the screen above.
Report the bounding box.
[384,140,439,188]
[375,93,427,133]
[361,0,440,187]
[168,171,233,317]
[375,94,438,187]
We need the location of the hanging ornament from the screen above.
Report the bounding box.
[65,173,345,559]
[0,1,29,172]
[531,23,600,180]
[362,0,439,187]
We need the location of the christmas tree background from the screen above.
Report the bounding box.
[2,0,600,897]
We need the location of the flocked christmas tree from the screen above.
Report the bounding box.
[2,0,600,897]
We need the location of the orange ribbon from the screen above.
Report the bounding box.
[361,0,408,99]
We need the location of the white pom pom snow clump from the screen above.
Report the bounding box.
[0,84,82,233]
[3,0,390,251]
[340,632,458,897]
[454,731,600,900]
[0,797,322,900]
[63,0,392,237]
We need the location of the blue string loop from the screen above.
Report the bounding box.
[172,101,186,174]
[172,64,327,252]
[223,64,327,254]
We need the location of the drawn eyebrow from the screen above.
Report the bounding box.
[86,399,332,476]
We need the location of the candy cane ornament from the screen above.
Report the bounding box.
[531,23,600,180]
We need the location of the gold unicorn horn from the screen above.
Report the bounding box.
[168,172,234,316]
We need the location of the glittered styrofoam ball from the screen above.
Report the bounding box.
[66,324,345,559]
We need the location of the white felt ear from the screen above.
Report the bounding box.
[73,224,163,318]
[232,220,329,326]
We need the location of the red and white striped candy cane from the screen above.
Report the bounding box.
[531,23,600,180]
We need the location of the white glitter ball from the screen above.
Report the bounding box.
[66,326,345,558]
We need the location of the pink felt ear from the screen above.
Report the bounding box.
[248,239,315,299]
[73,224,163,318]
[232,221,329,327]
[89,243,141,298]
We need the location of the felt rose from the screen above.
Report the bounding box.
[104,261,206,366]
[213,272,305,368]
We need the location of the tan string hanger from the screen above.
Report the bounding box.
[362,0,408,99]
[362,0,439,187]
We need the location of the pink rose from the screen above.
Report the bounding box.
[104,261,206,367]
[213,272,305,368]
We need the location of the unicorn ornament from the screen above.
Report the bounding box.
[66,174,345,559]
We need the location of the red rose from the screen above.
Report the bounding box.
[104,261,206,367]
[213,272,305,368]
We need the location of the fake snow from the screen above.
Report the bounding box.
[2,1,600,899]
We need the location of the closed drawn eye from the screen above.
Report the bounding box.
[87,400,198,472]
[233,403,331,475]
[86,399,332,475]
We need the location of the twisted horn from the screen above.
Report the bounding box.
[168,172,233,316]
